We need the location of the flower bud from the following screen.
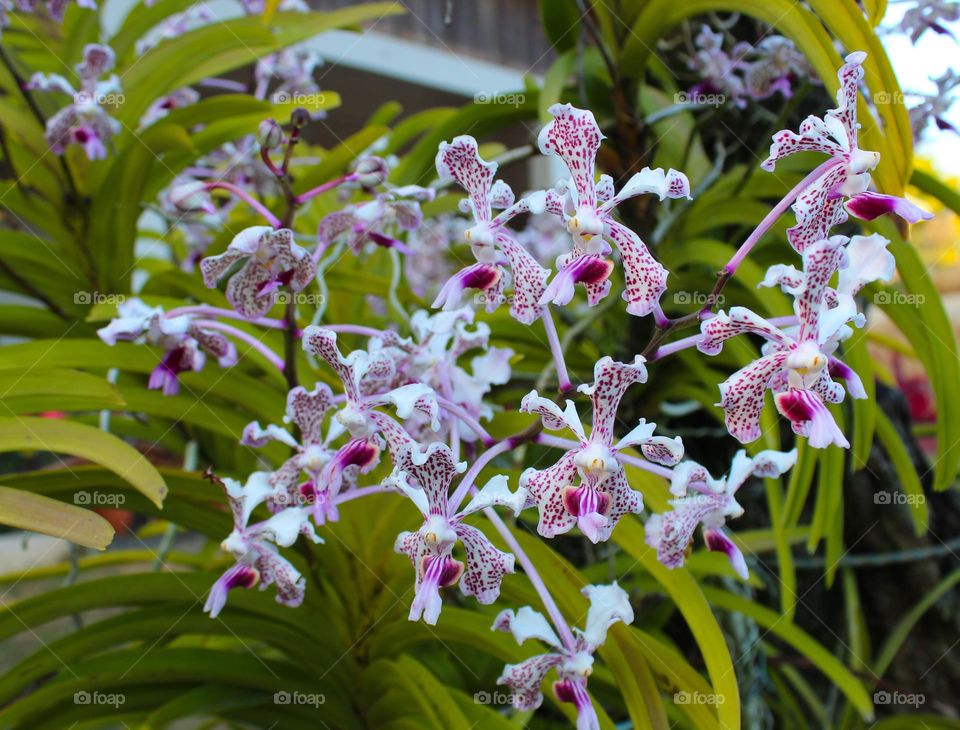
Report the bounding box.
[353,156,389,189]
[290,107,311,129]
[258,118,284,149]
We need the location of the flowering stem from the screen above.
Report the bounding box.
[436,396,495,447]
[480,502,578,651]
[333,484,394,505]
[724,158,841,275]
[541,310,573,393]
[260,146,285,178]
[322,324,387,338]
[194,320,285,371]
[204,182,281,228]
[164,305,286,329]
[294,173,357,205]
[447,438,514,515]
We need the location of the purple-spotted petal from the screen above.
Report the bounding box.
[497,233,549,325]
[497,653,565,711]
[284,383,335,445]
[644,491,726,569]
[455,522,514,604]
[604,220,668,317]
[577,355,647,446]
[520,390,586,441]
[519,451,579,538]
[718,351,790,444]
[435,135,496,224]
[699,307,793,356]
[393,441,463,516]
[538,104,603,209]
[615,419,684,466]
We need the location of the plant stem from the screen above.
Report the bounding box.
[194,320,285,371]
[205,182,281,228]
[541,309,573,392]
[447,438,514,516]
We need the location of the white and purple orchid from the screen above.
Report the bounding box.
[200,227,316,319]
[26,43,120,160]
[317,184,434,256]
[97,298,237,396]
[699,234,893,447]
[390,441,525,624]
[645,449,796,578]
[432,135,551,325]
[242,383,380,525]
[537,104,690,316]
[493,582,634,730]
[204,471,322,618]
[520,356,683,542]
[762,52,931,253]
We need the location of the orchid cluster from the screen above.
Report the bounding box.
[687,24,815,106]
[91,46,936,727]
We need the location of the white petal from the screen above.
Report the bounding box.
[492,606,561,648]
[459,474,527,518]
[580,582,634,648]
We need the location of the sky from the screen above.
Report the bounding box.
[882,4,960,176]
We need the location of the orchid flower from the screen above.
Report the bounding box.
[699,234,893,447]
[493,582,634,730]
[742,36,815,101]
[317,185,435,255]
[98,298,237,396]
[432,135,550,325]
[761,52,931,253]
[25,44,120,160]
[897,0,959,44]
[200,226,316,319]
[646,449,796,578]
[301,326,440,458]
[687,25,750,105]
[909,69,960,141]
[242,384,380,525]
[390,441,525,624]
[520,357,683,542]
[140,87,200,129]
[255,48,323,103]
[204,471,322,618]
[370,307,512,443]
[537,104,691,316]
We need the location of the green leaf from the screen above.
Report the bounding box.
[874,410,928,535]
[0,486,114,549]
[0,418,167,507]
[0,368,125,413]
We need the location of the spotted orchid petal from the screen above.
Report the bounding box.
[435,135,496,224]
[538,103,603,209]
[718,350,790,444]
[604,220,669,317]
[393,441,464,516]
[520,391,586,442]
[241,421,298,449]
[579,582,634,648]
[669,460,723,497]
[370,382,441,431]
[786,164,850,253]
[615,418,684,466]
[599,167,691,215]
[795,237,848,342]
[497,654,565,711]
[725,448,797,493]
[284,383,335,446]
[520,451,579,538]
[497,233,550,325]
[644,491,727,569]
[492,606,562,648]
[699,307,793,356]
[589,469,643,543]
[577,355,648,446]
[455,522,515,604]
